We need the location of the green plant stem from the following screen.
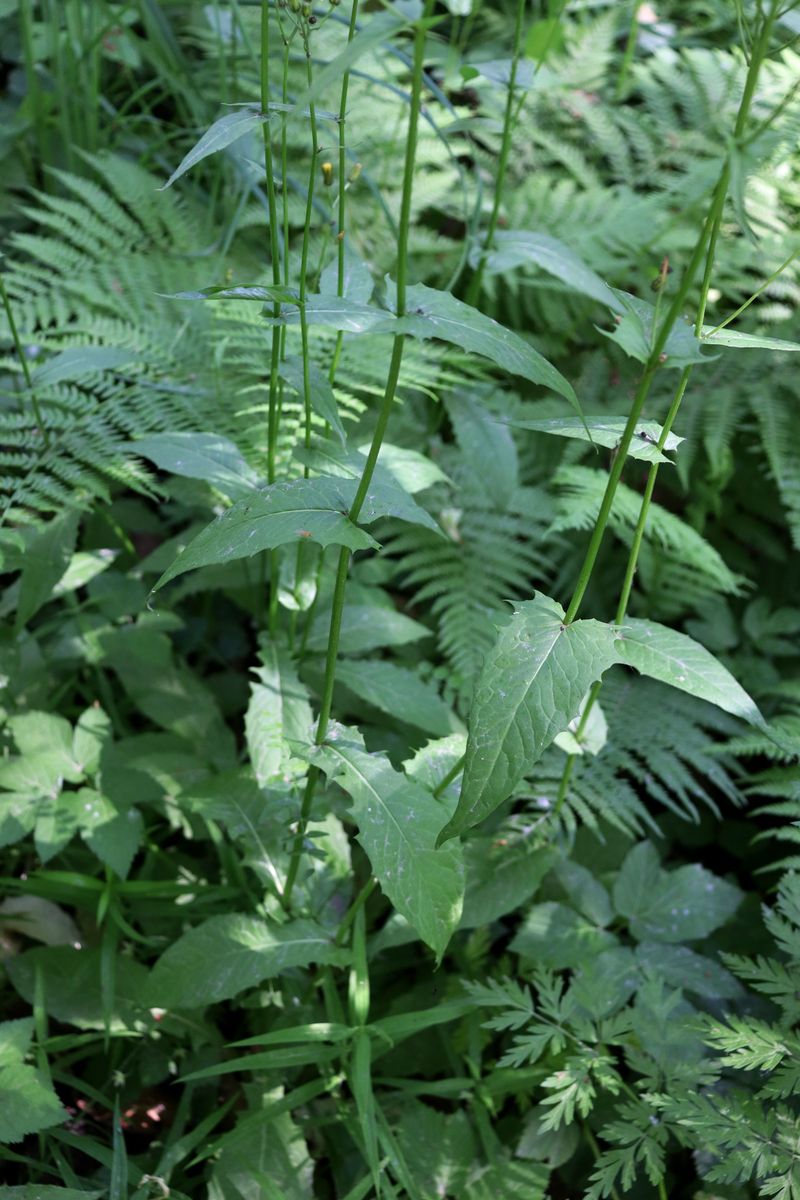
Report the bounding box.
[336,877,376,946]
[615,0,640,102]
[0,273,47,443]
[282,0,433,909]
[704,248,798,338]
[261,0,285,634]
[464,0,526,307]
[554,2,780,815]
[299,44,320,463]
[329,0,361,386]
[432,754,465,799]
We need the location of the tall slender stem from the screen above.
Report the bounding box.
[283,0,433,907]
[329,0,361,386]
[465,0,526,307]
[261,0,285,634]
[554,1,780,814]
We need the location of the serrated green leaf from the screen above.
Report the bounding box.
[246,642,313,785]
[601,290,712,369]
[0,1058,66,1143]
[508,417,684,463]
[147,915,350,1007]
[77,789,142,878]
[295,442,443,533]
[159,108,267,190]
[211,1109,314,1200]
[615,619,763,725]
[129,431,260,499]
[391,281,578,405]
[613,842,743,943]
[437,594,618,844]
[510,902,617,968]
[153,478,376,591]
[72,706,112,776]
[315,738,464,958]
[336,659,458,736]
[16,511,80,630]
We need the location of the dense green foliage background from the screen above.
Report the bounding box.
[1,0,799,1197]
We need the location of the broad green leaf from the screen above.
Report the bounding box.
[34,792,83,862]
[159,108,267,190]
[181,771,290,892]
[393,1099,476,1199]
[245,641,313,785]
[147,915,349,1007]
[553,858,614,928]
[446,392,518,508]
[475,231,619,310]
[53,549,117,596]
[320,245,374,304]
[336,659,459,736]
[601,290,712,369]
[100,628,235,768]
[16,511,80,629]
[315,737,464,958]
[128,432,260,500]
[460,840,556,929]
[7,947,148,1030]
[293,444,443,534]
[700,325,800,352]
[510,902,616,969]
[635,942,743,1001]
[31,346,138,387]
[391,281,578,406]
[614,619,763,725]
[8,711,80,779]
[153,478,377,591]
[211,1110,313,1200]
[279,355,347,445]
[437,594,618,845]
[267,294,391,333]
[0,1057,66,1143]
[305,603,430,655]
[508,417,684,463]
[77,789,142,878]
[168,283,300,304]
[368,442,450,493]
[278,537,320,612]
[72,706,112,776]
[613,842,743,943]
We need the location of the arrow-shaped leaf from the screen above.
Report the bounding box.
[437,594,618,845]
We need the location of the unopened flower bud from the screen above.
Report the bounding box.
[321,161,334,186]
[348,161,362,183]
